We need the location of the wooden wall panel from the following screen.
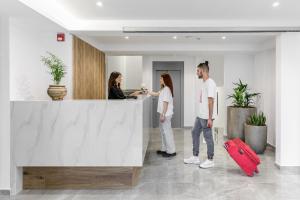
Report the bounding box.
[73,36,106,99]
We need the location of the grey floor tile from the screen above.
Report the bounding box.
[4,128,300,200]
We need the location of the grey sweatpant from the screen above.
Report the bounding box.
[159,115,176,154]
[192,117,214,159]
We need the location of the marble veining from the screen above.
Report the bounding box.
[11,97,151,167]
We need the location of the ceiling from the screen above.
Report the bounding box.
[1,0,281,54]
[85,34,275,45]
[75,32,275,55]
[0,0,68,32]
[57,0,298,21]
[0,0,35,17]
[16,0,300,31]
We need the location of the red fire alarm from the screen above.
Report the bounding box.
[57,33,65,42]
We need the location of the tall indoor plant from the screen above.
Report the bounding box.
[244,112,267,154]
[41,52,67,100]
[227,79,260,140]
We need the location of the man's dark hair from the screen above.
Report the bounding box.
[197,61,209,72]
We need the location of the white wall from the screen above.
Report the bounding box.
[106,56,126,90]
[224,54,255,102]
[106,56,143,90]
[142,55,224,127]
[253,49,276,146]
[276,33,300,167]
[213,87,226,129]
[9,17,72,100]
[224,54,255,134]
[125,56,143,89]
[0,16,10,190]
[223,52,276,144]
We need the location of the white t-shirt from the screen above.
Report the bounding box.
[198,78,217,120]
[157,86,174,116]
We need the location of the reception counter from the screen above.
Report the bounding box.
[10,96,151,193]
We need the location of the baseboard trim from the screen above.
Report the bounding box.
[275,163,280,169]
[0,190,10,195]
[267,143,276,151]
[275,163,300,170]
[267,143,275,149]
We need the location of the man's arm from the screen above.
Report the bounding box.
[207,97,214,128]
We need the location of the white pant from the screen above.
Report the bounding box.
[159,115,176,154]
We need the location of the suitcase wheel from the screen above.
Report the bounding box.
[247,172,254,177]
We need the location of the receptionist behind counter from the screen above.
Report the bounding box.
[108,71,141,99]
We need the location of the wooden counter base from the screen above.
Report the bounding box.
[23,167,141,189]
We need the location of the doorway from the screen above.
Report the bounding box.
[152,61,184,128]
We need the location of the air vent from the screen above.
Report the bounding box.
[123,27,300,33]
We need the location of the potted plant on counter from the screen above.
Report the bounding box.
[245,112,267,154]
[41,52,67,101]
[227,79,260,140]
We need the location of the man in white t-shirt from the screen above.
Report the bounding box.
[184,61,217,169]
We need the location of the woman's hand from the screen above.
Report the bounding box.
[160,114,166,123]
[149,91,160,96]
[130,91,141,96]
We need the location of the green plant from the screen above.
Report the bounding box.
[227,79,260,107]
[41,52,66,85]
[247,112,266,126]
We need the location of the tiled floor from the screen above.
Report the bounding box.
[2,128,300,200]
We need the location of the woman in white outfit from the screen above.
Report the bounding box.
[149,73,176,157]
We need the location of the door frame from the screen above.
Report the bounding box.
[152,61,184,128]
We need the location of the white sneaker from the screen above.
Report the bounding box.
[184,156,200,165]
[199,159,214,169]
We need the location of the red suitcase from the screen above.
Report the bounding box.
[224,138,260,177]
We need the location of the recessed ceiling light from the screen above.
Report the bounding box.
[124,36,129,40]
[96,1,103,7]
[173,36,177,40]
[272,2,280,7]
[222,36,227,40]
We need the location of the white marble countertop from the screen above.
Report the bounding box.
[11,96,151,167]
[10,96,152,194]
[10,95,150,102]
